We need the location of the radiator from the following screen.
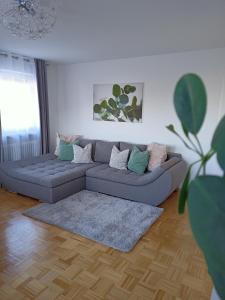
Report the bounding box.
[3,140,41,161]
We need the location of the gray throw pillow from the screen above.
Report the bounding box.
[72,144,93,163]
[109,146,129,170]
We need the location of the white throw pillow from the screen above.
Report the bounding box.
[109,146,129,170]
[54,132,80,156]
[72,143,93,163]
[147,143,167,171]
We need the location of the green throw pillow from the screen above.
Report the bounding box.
[58,140,79,161]
[128,146,150,174]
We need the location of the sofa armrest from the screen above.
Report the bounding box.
[157,157,181,172]
[167,152,182,160]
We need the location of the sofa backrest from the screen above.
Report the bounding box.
[94,140,119,163]
[78,138,97,160]
[78,138,182,163]
[119,142,147,154]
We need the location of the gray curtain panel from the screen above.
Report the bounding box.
[0,113,2,187]
[35,59,50,154]
[0,112,3,163]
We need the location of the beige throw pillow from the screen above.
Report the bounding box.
[54,132,80,156]
[147,143,167,171]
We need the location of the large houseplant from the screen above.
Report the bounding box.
[167,74,225,299]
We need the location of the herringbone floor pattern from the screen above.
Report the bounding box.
[0,189,212,300]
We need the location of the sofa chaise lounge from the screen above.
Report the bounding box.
[0,139,186,206]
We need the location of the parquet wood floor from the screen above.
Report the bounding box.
[0,189,212,300]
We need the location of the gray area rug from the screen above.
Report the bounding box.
[23,190,163,252]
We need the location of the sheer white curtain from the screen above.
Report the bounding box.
[0,52,41,161]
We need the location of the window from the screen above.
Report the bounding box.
[0,53,41,161]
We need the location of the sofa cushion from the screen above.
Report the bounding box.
[128,146,150,174]
[54,133,80,156]
[78,138,96,159]
[0,154,99,188]
[86,164,166,186]
[120,142,147,154]
[94,140,119,163]
[147,143,167,171]
[72,144,93,163]
[58,140,79,161]
[109,146,129,170]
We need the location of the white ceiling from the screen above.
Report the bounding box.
[0,0,225,63]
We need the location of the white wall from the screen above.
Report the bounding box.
[47,48,225,174]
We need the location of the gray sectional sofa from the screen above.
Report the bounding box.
[0,139,186,206]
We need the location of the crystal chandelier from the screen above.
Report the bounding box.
[0,0,57,40]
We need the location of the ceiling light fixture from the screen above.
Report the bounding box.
[0,0,57,40]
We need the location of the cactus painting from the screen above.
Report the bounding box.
[93,83,144,122]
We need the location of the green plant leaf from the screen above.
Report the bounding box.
[124,106,131,113]
[124,85,131,94]
[126,110,134,122]
[211,115,225,171]
[122,108,128,119]
[124,85,136,94]
[132,96,137,107]
[178,167,191,214]
[93,104,102,113]
[166,124,185,141]
[112,84,121,97]
[182,124,189,138]
[108,98,117,109]
[119,94,129,105]
[208,270,225,300]
[174,74,207,134]
[166,124,177,134]
[100,100,108,109]
[166,124,195,151]
[111,108,120,118]
[129,85,136,93]
[101,111,114,121]
[135,110,141,121]
[124,105,134,121]
[137,102,142,120]
[188,176,225,299]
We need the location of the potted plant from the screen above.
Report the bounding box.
[167,74,225,300]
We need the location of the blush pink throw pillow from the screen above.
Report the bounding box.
[54,132,80,156]
[147,143,167,171]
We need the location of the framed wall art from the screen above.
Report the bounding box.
[93,82,144,122]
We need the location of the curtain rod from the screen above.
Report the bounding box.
[0,51,33,62]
